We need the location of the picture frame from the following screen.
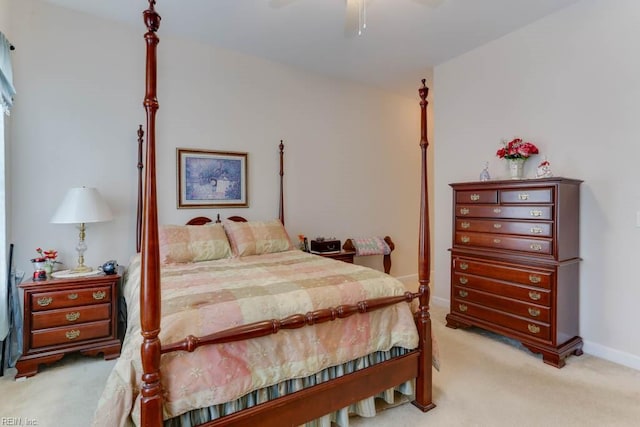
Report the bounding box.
[177,148,248,208]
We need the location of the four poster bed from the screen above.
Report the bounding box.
[93,1,435,426]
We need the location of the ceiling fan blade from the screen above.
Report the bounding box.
[344,0,360,37]
[413,0,447,8]
[269,0,300,9]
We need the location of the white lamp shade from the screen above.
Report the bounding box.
[50,187,113,224]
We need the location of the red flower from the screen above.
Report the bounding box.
[496,138,539,160]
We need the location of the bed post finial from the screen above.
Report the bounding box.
[279,141,285,226]
[413,78,435,412]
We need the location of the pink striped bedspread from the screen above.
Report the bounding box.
[93,250,419,426]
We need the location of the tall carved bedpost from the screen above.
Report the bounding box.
[279,140,285,225]
[413,79,436,412]
[141,1,163,426]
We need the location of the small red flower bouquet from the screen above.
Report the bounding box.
[496,138,539,160]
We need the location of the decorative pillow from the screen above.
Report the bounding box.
[223,219,294,256]
[159,223,232,264]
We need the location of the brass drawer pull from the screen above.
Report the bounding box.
[458,290,468,298]
[37,297,53,307]
[528,308,541,317]
[460,208,470,215]
[518,193,529,200]
[527,324,540,334]
[529,274,541,284]
[493,223,502,229]
[470,194,480,201]
[459,262,469,270]
[493,208,502,214]
[530,243,543,251]
[493,238,501,244]
[461,236,470,243]
[530,209,543,217]
[93,291,106,300]
[65,330,81,340]
[458,304,468,312]
[66,312,81,322]
[459,277,468,285]
[67,293,78,300]
[529,291,541,301]
[530,226,543,234]
[461,221,470,229]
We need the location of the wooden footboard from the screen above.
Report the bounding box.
[138,2,434,425]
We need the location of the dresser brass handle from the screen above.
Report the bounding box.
[493,208,502,214]
[93,291,106,300]
[459,277,468,285]
[460,208,470,215]
[530,243,543,251]
[66,312,81,322]
[530,209,543,217]
[493,238,501,244]
[65,330,81,340]
[493,223,502,229]
[67,293,78,300]
[530,226,543,234]
[470,194,480,201]
[459,262,469,270]
[461,236,470,243]
[461,221,470,229]
[459,290,468,297]
[518,193,529,200]
[528,308,541,317]
[529,274,541,284]
[458,304,468,312]
[528,324,540,334]
[529,291,541,301]
[37,297,53,307]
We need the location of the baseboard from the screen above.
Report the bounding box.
[583,340,640,371]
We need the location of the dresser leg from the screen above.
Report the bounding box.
[15,353,65,379]
[522,336,583,368]
[445,313,472,329]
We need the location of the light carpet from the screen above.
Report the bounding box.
[1,304,639,427]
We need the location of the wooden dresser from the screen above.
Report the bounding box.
[445,177,582,368]
[15,273,121,378]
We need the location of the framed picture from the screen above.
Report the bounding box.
[177,148,248,208]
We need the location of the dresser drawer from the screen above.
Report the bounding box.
[30,320,111,349]
[455,232,553,255]
[454,286,550,322]
[453,272,551,305]
[456,205,553,220]
[456,219,552,237]
[455,190,498,204]
[500,188,553,204]
[31,303,111,329]
[452,299,551,341]
[453,258,552,289]
[31,286,111,311]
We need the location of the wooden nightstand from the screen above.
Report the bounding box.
[316,250,356,264]
[15,273,121,378]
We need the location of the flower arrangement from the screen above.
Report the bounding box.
[496,138,539,160]
[32,248,59,270]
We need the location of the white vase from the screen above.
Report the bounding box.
[508,158,526,179]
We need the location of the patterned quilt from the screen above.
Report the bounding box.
[92,250,419,427]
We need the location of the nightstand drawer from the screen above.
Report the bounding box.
[31,286,111,311]
[31,303,111,329]
[31,320,111,349]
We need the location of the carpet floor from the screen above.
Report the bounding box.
[1,304,639,426]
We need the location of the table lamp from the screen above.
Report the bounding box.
[50,187,113,273]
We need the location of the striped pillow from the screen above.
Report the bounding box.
[223,219,294,256]
[159,223,232,264]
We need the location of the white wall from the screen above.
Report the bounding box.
[433,0,640,369]
[9,0,429,284]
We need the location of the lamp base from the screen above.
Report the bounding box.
[72,265,93,273]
